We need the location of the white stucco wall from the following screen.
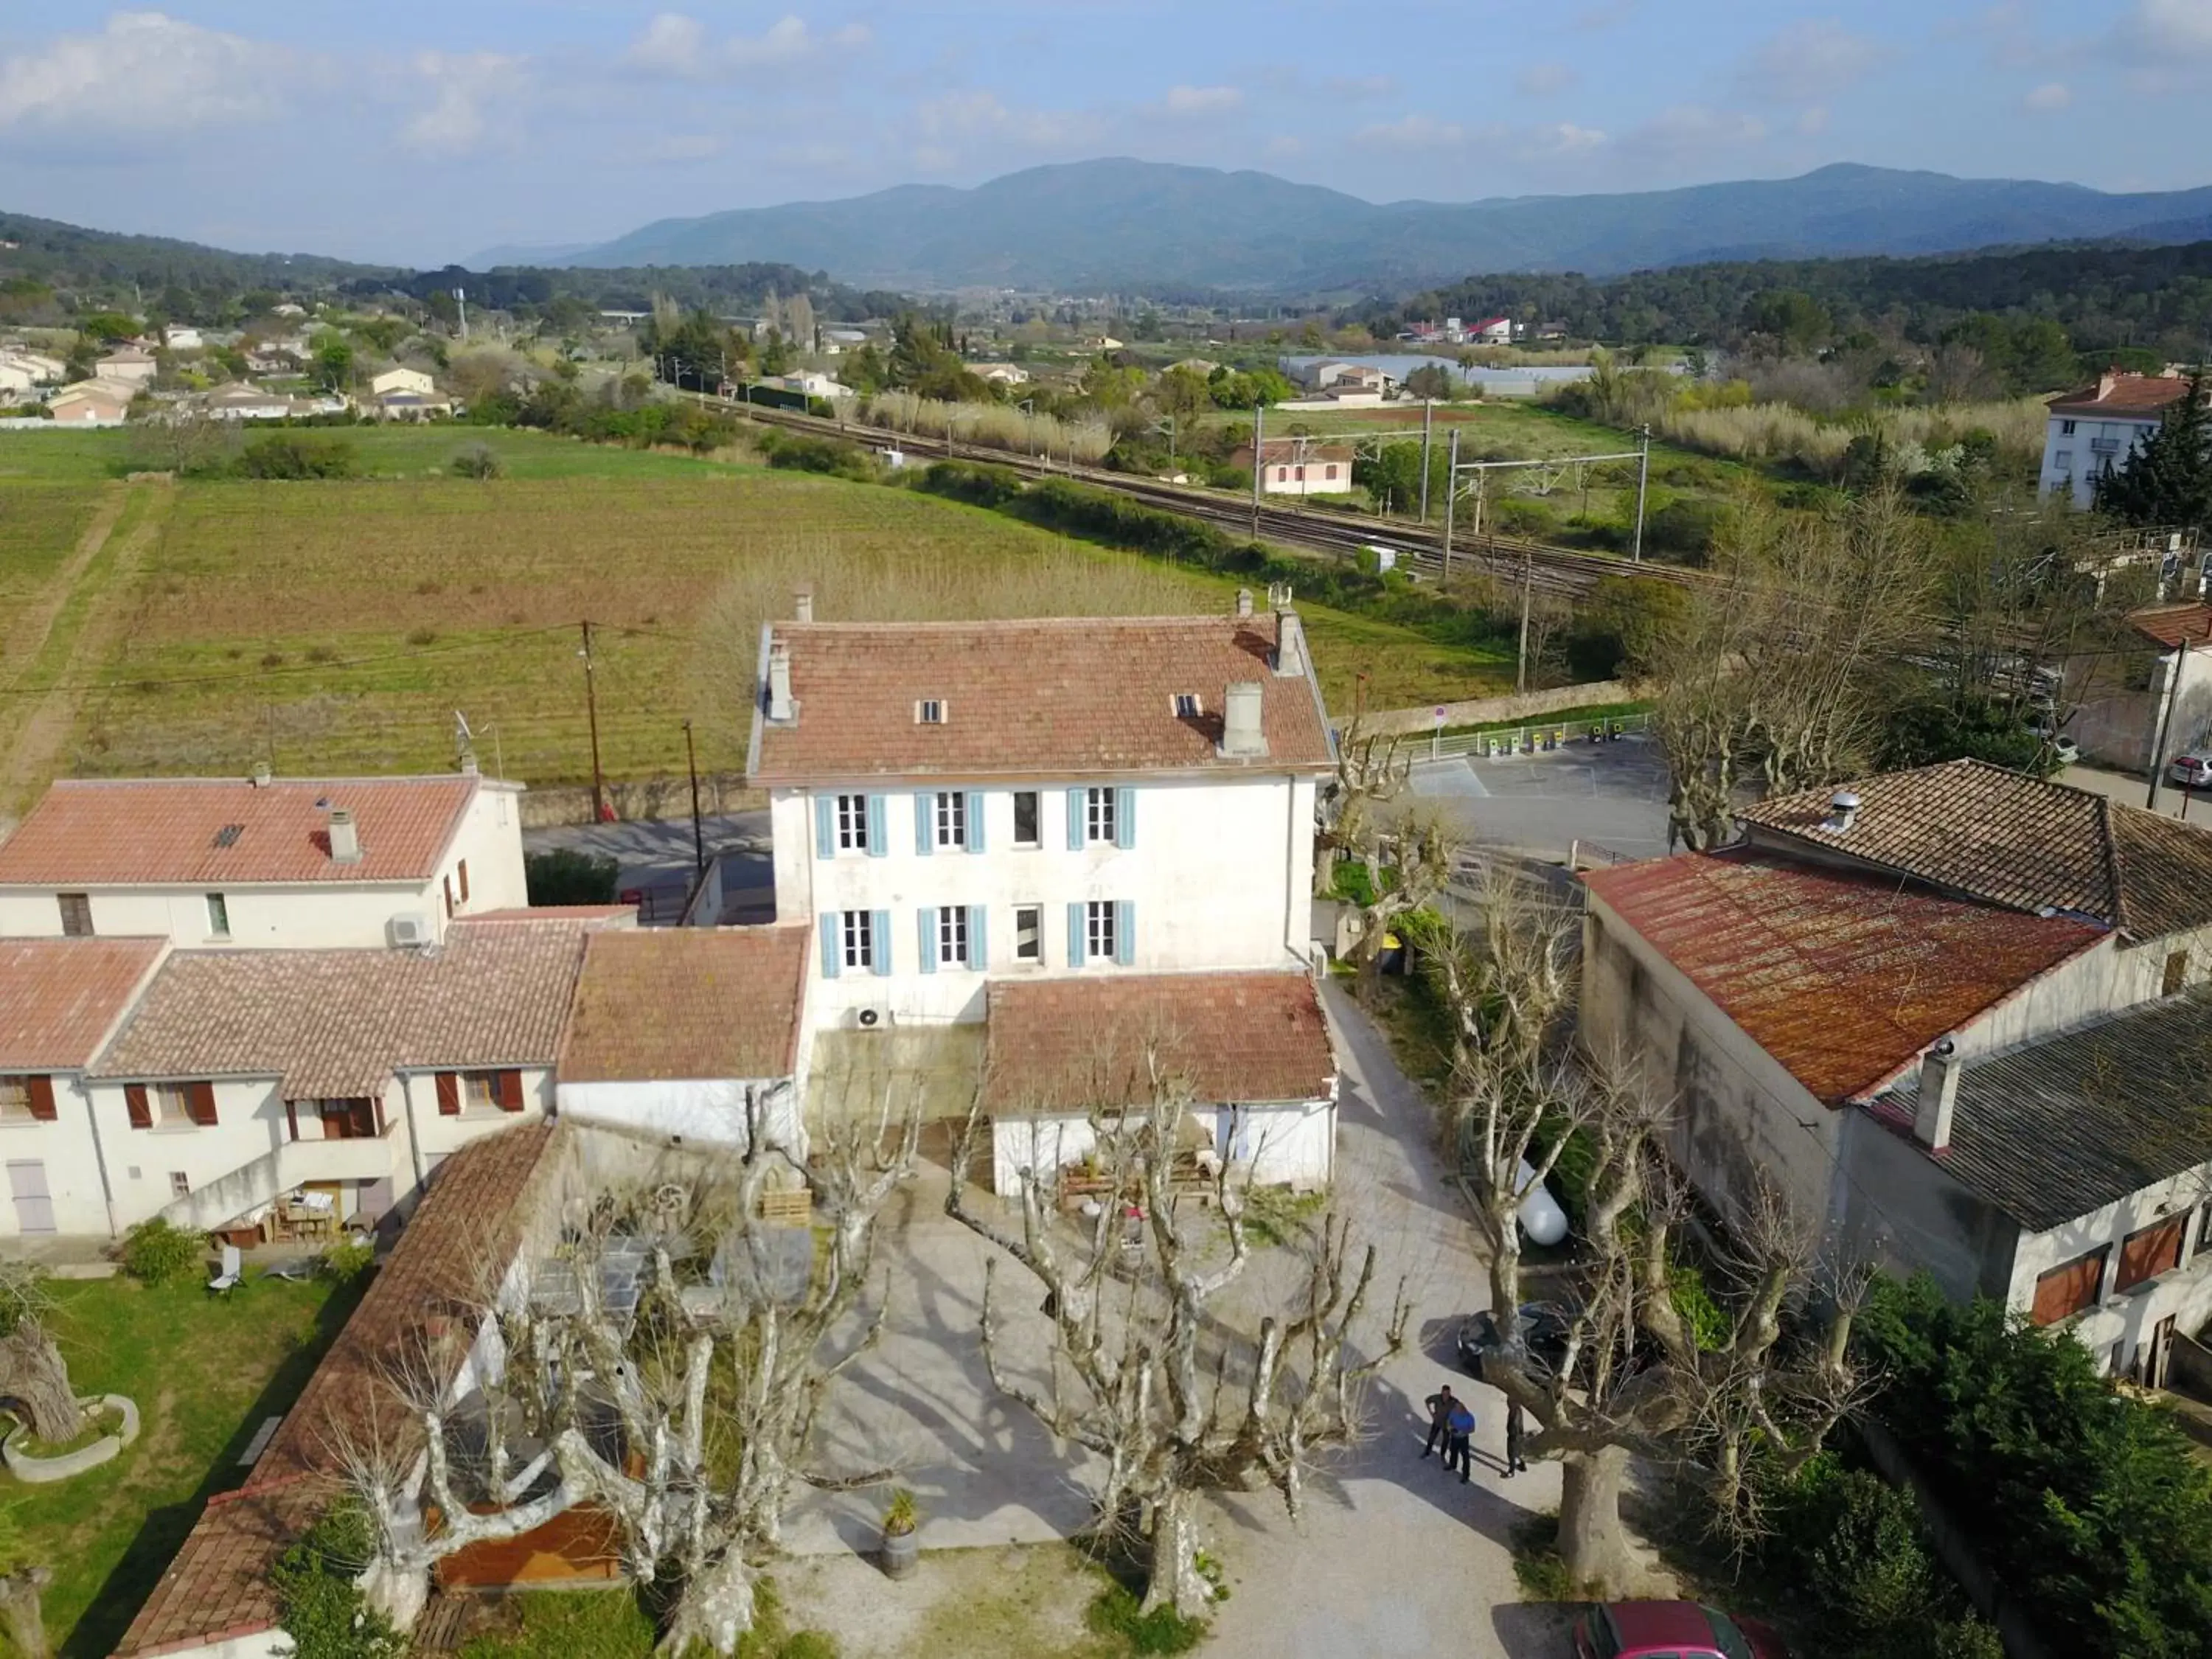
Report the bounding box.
[556,1077,803,1157]
[435,782,529,927]
[0,882,439,948]
[772,774,1316,1029]
[990,1099,1336,1197]
[0,1074,119,1237]
[2005,1166,2212,1375]
[2040,411,2163,506]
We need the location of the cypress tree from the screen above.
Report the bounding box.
[2095,369,2212,529]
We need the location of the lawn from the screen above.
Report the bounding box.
[0,424,753,484]
[9,1273,358,1659]
[0,484,108,651]
[0,470,1506,794]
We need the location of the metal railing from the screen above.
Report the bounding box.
[1424,710,1651,761]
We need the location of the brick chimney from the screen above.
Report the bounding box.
[1273,606,1307,679]
[1219,681,1267,758]
[1914,1040,1961,1152]
[765,639,796,723]
[328,807,362,866]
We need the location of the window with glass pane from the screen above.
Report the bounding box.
[938,905,969,967]
[836,794,869,852]
[1013,791,1040,846]
[841,909,874,970]
[1086,900,1116,961]
[1085,787,1116,844]
[206,892,230,937]
[935,790,966,849]
[1015,905,1042,961]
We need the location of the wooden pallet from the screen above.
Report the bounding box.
[758,1189,813,1227]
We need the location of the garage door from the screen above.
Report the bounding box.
[7,1162,54,1235]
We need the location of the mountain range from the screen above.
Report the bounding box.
[500,159,2212,295]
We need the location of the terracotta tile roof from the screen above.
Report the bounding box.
[1739,759,2212,939]
[982,971,1336,1113]
[1239,439,1357,465]
[91,916,604,1096]
[559,926,807,1082]
[748,614,1335,784]
[1583,847,2103,1105]
[0,937,164,1070]
[2129,601,2212,650]
[0,776,484,887]
[116,1122,566,1658]
[2047,371,2195,417]
[1866,988,2212,1231]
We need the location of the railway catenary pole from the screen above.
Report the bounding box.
[1631,425,1652,563]
[1250,403,1264,538]
[1439,428,1460,584]
[1418,397,1434,524]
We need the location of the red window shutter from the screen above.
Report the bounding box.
[2031,1251,2104,1326]
[125,1085,151,1129]
[442,875,454,918]
[459,860,470,902]
[435,1073,460,1116]
[495,1069,524,1112]
[25,1077,56,1122]
[186,1081,218,1127]
[2118,1218,2185,1291]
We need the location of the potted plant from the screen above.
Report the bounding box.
[880,1487,919,1580]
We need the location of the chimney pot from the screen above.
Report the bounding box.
[251,761,271,787]
[328,807,362,866]
[1915,1040,1961,1152]
[459,754,479,776]
[765,639,796,723]
[794,588,814,624]
[1823,790,1862,834]
[1235,588,1253,619]
[1273,606,1307,679]
[1219,681,1268,758]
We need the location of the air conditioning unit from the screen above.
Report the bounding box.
[387,914,432,948]
[852,1006,894,1032]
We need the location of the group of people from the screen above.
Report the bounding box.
[1420,1382,1528,1482]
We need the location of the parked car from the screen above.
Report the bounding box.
[1455,1302,1572,1381]
[1572,1600,1787,1659]
[2041,735,2080,768]
[2171,753,2212,790]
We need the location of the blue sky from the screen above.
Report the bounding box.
[1,2,2207,268]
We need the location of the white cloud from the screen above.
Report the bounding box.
[399,52,526,158]
[2023,80,2073,111]
[1353,113,1467,151]
[623,12,871,81]
[0,11,300,133]
[2113,0,2212,58]
[906,90,1103,171]
[1740,18,1893,103]
[1526,122,1607,157]
[1514,62,1576,97]
[1158,83,1243,116]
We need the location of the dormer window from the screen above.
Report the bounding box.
[1173,694,1202,719]
[916,699,947,725]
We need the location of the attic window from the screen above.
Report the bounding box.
[211,824,245,849]
[1173,694,1203,719]
[916,699,947,726]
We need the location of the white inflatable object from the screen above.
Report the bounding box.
[1515,1158,1569,1246]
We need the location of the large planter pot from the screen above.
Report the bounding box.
[2,1394,139,1484]
[880,1524,919,1580]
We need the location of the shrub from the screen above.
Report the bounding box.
[524,848,619,905]
[756,428,876,481]
[320,1239,375,1283]
[234,434,356,479]
[122,1217,205,1285]
[1643,496,1729,563]
[1491,498,1561,538]
[272,1502,403,1659]
[1085,1584,1207,1655]
[917,459,1026,509]
[451,442,503,479]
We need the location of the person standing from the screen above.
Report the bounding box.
[1420,1383,1458,1460]
[1447,1402,1477,1483]
[1505,1399,1528,1478]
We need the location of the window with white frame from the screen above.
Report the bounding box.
[1014,905,1043,962]
[1085,787,1116,844]
[2060,419,2076,435]
[1012,791,1040,847]
[937,905,970,967]
[933,790,967,850]
[0,1077,30,1122]
[917,699,946,725]
[1173,693,1201,719]
[1085,900,1116,962]
[156,1085,192,1127]
[462,1071,498,1109]
[206,892,230,938]
[835,793,869,852]
[839,909,875,971]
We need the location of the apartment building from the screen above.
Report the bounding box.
[2039,369,2197,507]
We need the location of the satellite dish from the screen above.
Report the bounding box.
[453,710,473,744]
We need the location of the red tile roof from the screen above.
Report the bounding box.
[0,776,484,887]
[1584,848,2103,1104]
[748,615,1334,783]
[116,1121,566,1657]
[559,926,808,1082]
[2048,371,2196,417]
[983,971,1336,1113]
[2129,602,2212,651]
[0,937,165,1070]
[91,915,605,1096]
[1240,439,1357,465]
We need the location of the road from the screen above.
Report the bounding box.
[523,810,774,923]
[1408,734,1674,866]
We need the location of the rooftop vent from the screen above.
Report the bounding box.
[1219,681,1267,759]
[328,807,362,866]
[211,823,244,849]
[1915,1037,1961,1153]
[765,640,796,724]
[250,762,271,787]
[1821,790,1863,835]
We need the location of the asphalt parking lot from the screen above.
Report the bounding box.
[1408,735,1673,863]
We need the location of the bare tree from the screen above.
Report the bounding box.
[946,1067,1410,1621]
[1318,715,1458,981]
[338,1100,919,1655]
[0,1265,80,1447]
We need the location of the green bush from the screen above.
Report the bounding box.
[273,1502,403,1659]
[235,433,357,479]
[1085,1584,1207,1655]
[917,458,1026,508]
[756,428,876,481]
[320,1239,375,1283]
[122,1217,206,1285]
[451,442,503,479]
[524,848,619,906]
[1492,498,1561,538]
[1643,496,1729,563]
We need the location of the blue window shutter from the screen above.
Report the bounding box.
[966,790,986,854]
[818,912,841,978]
[1115,786,1135,849]
[814,796,835,860]
[1067,902,1086,967]
[872,908,892,975]
[1066,787,1086,850]
[969,905,988,970]
[1115,900,1135,965]
[866,794,888,858]
[914,791,933,856]
[917,908,937,974]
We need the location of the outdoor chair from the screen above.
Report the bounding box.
[208,1242,243,1295]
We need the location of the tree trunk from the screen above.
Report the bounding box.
[1138,1488,1212,1622]
[0,1567,52,1659]
[358,1554,431,1632]
[1557,1444,1637,1599]
[656,1549,757,1658]
[0,1325,81,1446]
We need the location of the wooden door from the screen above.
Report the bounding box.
[7,1162,53,1234]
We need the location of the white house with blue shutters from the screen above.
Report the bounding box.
[745,594,1343,1186]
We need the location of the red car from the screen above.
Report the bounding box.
[1572,1601,1787,1659]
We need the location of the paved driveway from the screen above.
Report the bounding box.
[1411,737,1672,865]
[522,810,774,922]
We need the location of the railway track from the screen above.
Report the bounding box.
[706,394,1709,600]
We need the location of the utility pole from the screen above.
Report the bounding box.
[683,720,705,875]
[1517,552,1534,694]
[580,621,608,823]
[1439,428,1460,584]
[456,286,468,344]
[1630,424,1652,563]
[1250,403,1265,538]
[1418,398,1434,524]
[2147,625,2205,813]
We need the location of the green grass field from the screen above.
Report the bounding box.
[0,425,751,484]
[10,1273,357,1659]
[0,444,1510,797]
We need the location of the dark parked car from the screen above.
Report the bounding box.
[1573,1600,1787,1659]
[1455,1302,1571,1381]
